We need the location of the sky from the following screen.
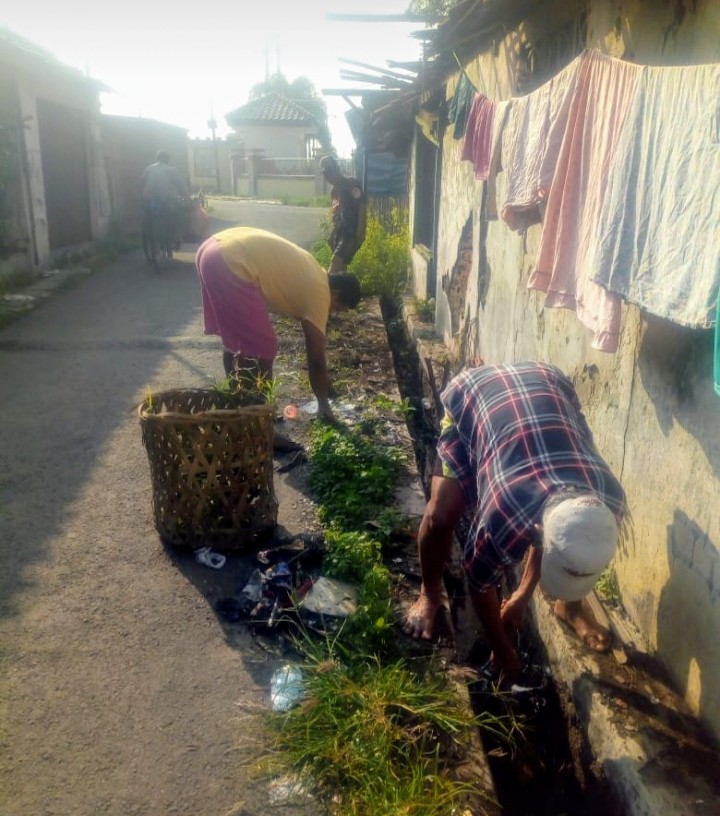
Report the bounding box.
[5,0,425,157]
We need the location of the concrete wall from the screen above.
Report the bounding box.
[425,0,720,738]
[101,116,188,234]
[188,138,234,194]
[229,123,315,158]
[256,175,316,199]
[234,175,251,197]
[2,56,110,262]
[0,75,31,265]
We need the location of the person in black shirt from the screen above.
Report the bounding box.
[320,155,367,273]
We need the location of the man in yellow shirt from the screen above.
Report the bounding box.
[195,227,361,422]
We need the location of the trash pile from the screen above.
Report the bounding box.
[214,533,358,637]
[470,654,552,717]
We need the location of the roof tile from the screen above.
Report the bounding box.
[225,93,317,126]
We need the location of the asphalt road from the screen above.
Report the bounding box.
[0,202,327,816]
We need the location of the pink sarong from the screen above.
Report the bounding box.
[195,237,278,359]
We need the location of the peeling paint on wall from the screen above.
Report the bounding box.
[441,215,473,339]
[423,0,720,739]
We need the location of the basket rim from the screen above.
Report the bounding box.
[137,387,276,420]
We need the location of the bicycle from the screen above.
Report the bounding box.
[141,200,182,271]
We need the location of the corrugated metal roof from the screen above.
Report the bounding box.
[225,93,317,126]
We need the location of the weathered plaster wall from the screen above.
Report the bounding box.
[10,68,107,261]
[16,86,50,261]
[256,175,316,199]
[230,124,313,159]
[428,0,720,737]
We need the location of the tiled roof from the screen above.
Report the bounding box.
[225,93,317,126]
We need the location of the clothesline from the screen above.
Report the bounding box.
[443,49,720,394]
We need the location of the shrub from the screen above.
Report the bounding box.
[311,208,410,300]
[349,208,409,300]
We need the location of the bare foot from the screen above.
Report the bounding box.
[553,598,612,652]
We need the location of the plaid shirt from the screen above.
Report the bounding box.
[437,362,626,591]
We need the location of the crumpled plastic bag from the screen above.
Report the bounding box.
[270,665,304,711]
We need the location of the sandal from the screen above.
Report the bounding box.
[195,546,226,570]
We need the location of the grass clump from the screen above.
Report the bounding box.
[268,643,509,816]
[278,193,330,208]
[211,371,281,404]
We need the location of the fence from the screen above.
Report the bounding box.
[230,155,350,198]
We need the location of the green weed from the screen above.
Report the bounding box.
[309,424,404,532]
[596,566,620,603]
[266,643,513,816]
[322,528,382,584]
[412,297,435,323]
[212,371,280,404]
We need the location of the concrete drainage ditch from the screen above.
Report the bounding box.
[378,295,720,816]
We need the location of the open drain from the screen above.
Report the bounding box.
[379,295,619,816]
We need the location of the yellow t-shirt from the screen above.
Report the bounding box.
[214,227,330,334]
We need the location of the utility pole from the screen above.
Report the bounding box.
[207,106,221,194]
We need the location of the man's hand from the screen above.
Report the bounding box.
[403,585,450,641]
[500,592,529,634]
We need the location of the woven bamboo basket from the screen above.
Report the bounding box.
[138,388,278,549]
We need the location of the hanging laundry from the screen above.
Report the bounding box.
[486,100,511,221]
[590,63,720,339]
[447,71,476,139]
[529,51,643,352]
[500,55,582,232]
[461,93,496,180]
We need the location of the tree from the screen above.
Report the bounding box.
[407,0,462,19]
[249,73,332,150]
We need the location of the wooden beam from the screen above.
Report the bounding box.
[387,60,423,71]
[325,12,440,23]
[339,70,414,88]
[321,88,400,97]
[339,58,418,82]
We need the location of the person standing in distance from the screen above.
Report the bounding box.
[320,155,367,274]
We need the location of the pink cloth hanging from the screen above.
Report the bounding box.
[529,51,642,352]
[461,93,496,181]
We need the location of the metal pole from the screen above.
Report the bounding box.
[207,112,221,194]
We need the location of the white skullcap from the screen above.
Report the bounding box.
[540,495,618,602]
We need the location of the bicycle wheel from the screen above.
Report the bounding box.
[142,214,160,271]
[157,210,176,266]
